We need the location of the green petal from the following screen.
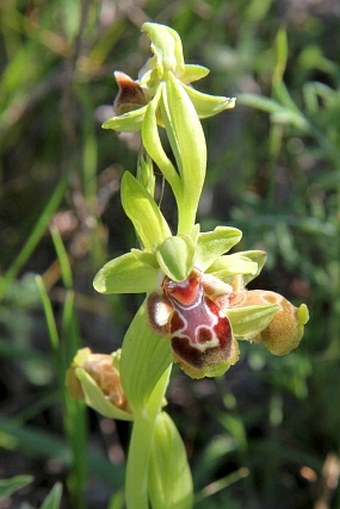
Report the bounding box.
[102,105,147,132]
[226,304,280,339]
[148,412,193,509]
[75,367,133,421]
[181,64,210,83]
[120,301,173,410]
[239,250,267,284]
[195,226,242,271]
[93,250,159,295]
[183,83,236,118]
[156,235,196,282]
[207,252,259,282]
[121,171,172,251]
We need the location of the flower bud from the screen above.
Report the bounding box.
[232,290,309,355]
[66,348,132,420]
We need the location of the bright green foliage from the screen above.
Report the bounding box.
[148,412,194,509]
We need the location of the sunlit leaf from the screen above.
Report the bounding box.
[121,172,172,251]
[148,412,193,509]
[120,302,172,410]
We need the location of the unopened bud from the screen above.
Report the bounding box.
[66,348,132,419]
[233,290,309,355]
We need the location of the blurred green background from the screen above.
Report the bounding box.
[0,0,339,508]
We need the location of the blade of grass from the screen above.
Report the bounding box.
[0,475,33,500]
[50,227,73,289]
[40,482,63,509]
[35,275,60,355]
[50,228,89,509]
[0,177,68,300]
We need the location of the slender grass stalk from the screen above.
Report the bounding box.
[36,229,88,509]
[0,177,68,300]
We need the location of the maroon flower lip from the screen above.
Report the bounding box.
[147,268,235,377]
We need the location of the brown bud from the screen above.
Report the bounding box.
[66,347,129,411]
[232,290,309,356]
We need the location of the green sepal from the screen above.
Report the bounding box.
[156,235,196,282]
[183,83,236,118]
[120,301,173,411]
[162,73,206,234]
[121,171,172,251]
[195,226,242,271]
[207,252,259,282]
[148,412,193,509]
[142,22,185,77]
[181,64,210,83]
[74,367,133,421]
[102,104,147,132]
[226,304,280,339]
[93,250,159,295]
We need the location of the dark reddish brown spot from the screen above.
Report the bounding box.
[197,327,213,343]
[170,310,185,333]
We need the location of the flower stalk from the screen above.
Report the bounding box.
[67,21,309,509]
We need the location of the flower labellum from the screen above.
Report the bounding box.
[147,268,239,378]
[113,71,147,115]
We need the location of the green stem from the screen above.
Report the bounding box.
[125,365,172,509]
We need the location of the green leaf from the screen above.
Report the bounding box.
[226,304,279,339]
[102,105,147,132]
[121,171,172,251]
[273,27,288,86]
[40,482,63,509]
[195,226,242,271]
[125,369,171,509]
[183,83,236,118]
[0,475,33,500]
[93,250,159,295]
[120,301,172,411]
[156,235,196,281]
[75,368,133,421]
[148,412,193,509]
[161,74,207,233]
